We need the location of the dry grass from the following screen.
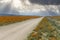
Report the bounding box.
[0,16,60,26]
[0,16,40,26]
[48,16,60,20]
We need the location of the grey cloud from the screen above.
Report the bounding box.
[0,0,60,16]
[29,0,60,5]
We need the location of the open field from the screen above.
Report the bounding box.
[0,16,60,26]
[48,16,60,20]
[0,16,40,26]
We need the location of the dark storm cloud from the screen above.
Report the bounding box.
[29,0,60,5]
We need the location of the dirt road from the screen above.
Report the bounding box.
[0,17,44,40]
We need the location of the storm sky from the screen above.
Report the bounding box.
[0,0,60,16]
[29,0,60,5]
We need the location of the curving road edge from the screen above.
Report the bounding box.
[0,17,44,40]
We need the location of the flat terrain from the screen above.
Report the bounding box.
[49,16,60,19]
[0,16,60,26]
[0,16,40,26]
[0,17,43,40]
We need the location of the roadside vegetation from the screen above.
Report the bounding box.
[28,17,60,40]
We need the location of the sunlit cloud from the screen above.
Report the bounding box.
[0,0,60,16]
[12,0,21,8]
[0,0,11,3]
